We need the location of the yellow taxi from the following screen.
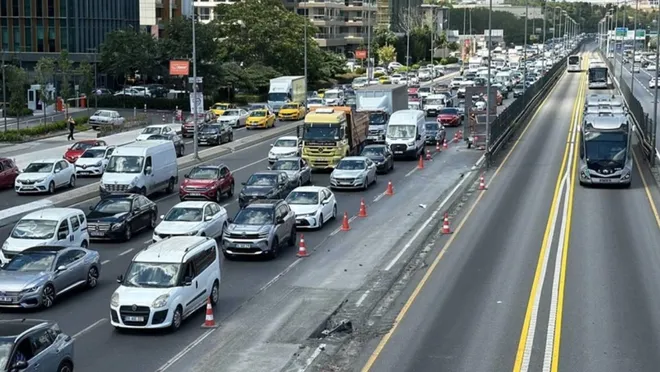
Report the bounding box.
[246,109,276,129]
[316,89,327,98]
[378,76,391,84]
[277,102,306,121]
[210,102,235,116]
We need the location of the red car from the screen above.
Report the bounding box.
[179,164,235,202]
[0,157,19,188]
[437,108,462,127]
[64,139,107,163]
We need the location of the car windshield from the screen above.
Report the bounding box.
[308,98,323,105]
[188,167,219,180]
[70,142,94,151]
[3,252,56,272]
[223,110,240,116]
[515,85,524,90]
[11,219,57,239]
[425,123,439,130]
[0,340,11,370]
[272,160,299,171]
[201,126,220,134]
[246,174,277,186]
[105,156,144,173]
[387,125,415,139]
[164,207,203,222]
[337,159,365,170]
[93,111,113,117]
[81,149,105,158]
[369,112,388,125]
[286,191,319,205]
[233,208,274,225]
[147,135,168,140]
[282,104,298,110]
[141,127,162,135]
[93,199,132,214]
[250,111,267,117]
[427,99,444,105]
[213,104,230,110]
[24,162,54,173]
[361,147,385,156]
[325,92,340,99]
[302,125,340,141]
[124,262,180,288]
[439,108,458,115]
[274,139,297,147]
[419,87,431,92]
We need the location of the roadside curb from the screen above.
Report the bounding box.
[0,122,300,228]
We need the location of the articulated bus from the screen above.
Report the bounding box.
[588,61,610,89]
[578,113,632,188]
[567,55,581,72]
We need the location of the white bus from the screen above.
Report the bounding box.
[567,55,581,72]
[588,61,609,89]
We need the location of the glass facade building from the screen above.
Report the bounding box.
[0,0,139,54]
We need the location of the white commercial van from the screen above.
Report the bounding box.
[386,110,426,160]
[100,140,178,197]
[495,71,513,90]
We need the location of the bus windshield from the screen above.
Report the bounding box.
[568,56,580,65]
[589,68,607,83]
[584,131,627,168]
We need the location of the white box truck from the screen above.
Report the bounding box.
[355,85,408,143]
[268,76,306,114]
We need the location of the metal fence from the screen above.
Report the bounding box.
[600,50,657,164]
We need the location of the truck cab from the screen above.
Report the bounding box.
[268,76,306,114]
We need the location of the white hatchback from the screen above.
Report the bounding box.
[153,201,228,242]
[268,136,300,163]
[15,159,76,194]
[285,186,338,229]
[74,146,116,176]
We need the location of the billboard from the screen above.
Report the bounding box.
[355,50,367,59]
[170,60,190,76]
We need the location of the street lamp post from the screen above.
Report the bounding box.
[523,0,528,96]
[406,0,411,70]
[304,8,308,105]
[1,51,6,131]
[87,48,98,109]
[486,0,492,161]
[631,0,639,91]
[366,0,372,80]
[191,8,200,160]
[653,2,659,166]
[620,3,626,81]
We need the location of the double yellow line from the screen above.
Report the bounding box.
[511,56,588,372]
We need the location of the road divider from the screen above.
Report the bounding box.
[0,122,301,228]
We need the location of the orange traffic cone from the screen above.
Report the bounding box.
[453,132,459,142]
[441,212,452,234]
[443,139,448,150]
[436,141,441,152]
[479,173,487,190]
[385,181,394,196]
[297,234,308,257]
[425,149,432,161]
[358,198,368,217]
[458,130,463,140]
[340,212,351,231]
[417,155,424,169]
[201,297,218,328]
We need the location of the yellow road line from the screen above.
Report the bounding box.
[632,151,660,229]
[550,59,587,371]
[360,66,572,372]
[511,60,586,372]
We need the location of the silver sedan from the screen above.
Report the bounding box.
[269,157,312,187]
[329,156,377,190]
[0,246,101,309]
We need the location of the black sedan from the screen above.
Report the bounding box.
[360,144,394,174]
[238,171,294,208]
[86,193,158,241]
[147,133,185,157]
[198,123,234,146]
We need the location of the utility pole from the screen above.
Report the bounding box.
[631,0,638,91]
[542,3,546,49]
[191,6,200,160]
[2,51,6,131]
[304,7,308,104]
[523,0,528,96]
[486,0,492,161]
[366,0,372,80]
[620,3,626,81]
[653,3,659,166]
[406,0,411,70]
[430,7,435,64]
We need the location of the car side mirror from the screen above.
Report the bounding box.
[267,167,271,170]
[57,232,67,240]
[241,182,246,186]
[321,199,330,205]
[89,205,94,211]
[54,169,61,174]
[145,166,152,175]
[183,277,193,286]
[204,215,212,221]
[56,265,67,273]
[416,134,421,141]
[227,217,233,223]
[276,216,285,224]
[159,215,165,220]
[184,174,189,178]
[12,360,28,370]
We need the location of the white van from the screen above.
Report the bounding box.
[495,71,513,90]
[385,110,426,159]
[110,236,221,331]
[1,208,90,264]
[100,141,178,197]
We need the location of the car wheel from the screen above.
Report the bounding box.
[170,306,183,332]
[41,284,56,309]
[124,225,132,241]
[215,190,223,203]
[268,238,279,259]
[48,181,56,194]
[229,133,233,142]
[150,213,157,229]
[86,266,99,288]
[297,179,302,187]
[139,187,147,196]
[319,213,324,228]
[57,361,73,372]
[68,175,76,188]
[227,182,234,197]
[166,178,175,193]
[210,280,220,306]
[81,240,88,248]
[332,204,337,219]
[288,226,297,247]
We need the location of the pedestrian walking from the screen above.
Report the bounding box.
[67,116,75,140]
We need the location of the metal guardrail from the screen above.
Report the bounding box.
[599,49,657,165]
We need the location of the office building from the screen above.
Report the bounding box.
[0,0,139,63]
[140,0,191,37]
[377,0,422,32]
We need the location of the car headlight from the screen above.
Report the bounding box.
[269,151,276,157]
[111,292,119,307]
[129,178,138,187]
[187,230,199,236]
[110,222,125,231]
[152,294,170,308]
[34,178,45,183]
[407,141,415,146]
[2,242,7,250]
[258,231,269,238]
[21,285,40,294]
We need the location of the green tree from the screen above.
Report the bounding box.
[374,27,398,48]
[377,45,397,64]
[35,57,55,121]
[99,29,159,83]
[77,61,94,102]
[6,65,27,120]
[57,50,73,115]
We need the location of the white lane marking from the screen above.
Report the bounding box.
[118,248,134,256]
[143,239,153,245]
[297,343,327,372]
[101,259,110,265]
[259,259,302,293]
[404,167,418,178]
[355,290,371,308]
[373,192,385,203]
[72,318,108,339]
[155,329,215,372]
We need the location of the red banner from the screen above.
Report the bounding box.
[169,60,190,76]
[355,50,367,59]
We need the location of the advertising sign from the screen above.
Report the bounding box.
[355,50,367,59]
[187,76,204,93]
[189,92,204,115]
[169,60,190,76]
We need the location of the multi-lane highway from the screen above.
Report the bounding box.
[358,47,660,372]
[0,72,531,371]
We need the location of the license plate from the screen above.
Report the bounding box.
[124,316,144,322]
[394,151,403,154]
[200,141,207,144]
[0,296,15,302]
[78,171,91,175]
[599,178,612,183]
[90,231,105,237]
[21,187,36,190]
[235,243,252,248]
[368,136,379,141]
[188,193,202,196]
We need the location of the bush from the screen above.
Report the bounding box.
[234,94,265,105]
[354,67,366,75]
[411,64,420,70]
[396,66,409,72]
[373,71,385,78]
[335,73,361,84]
[0,116,89,142]
[95,94,272,111]
[440,57,459,65]
[5,107,33,117]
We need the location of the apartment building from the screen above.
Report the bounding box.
[140,0,190,37]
